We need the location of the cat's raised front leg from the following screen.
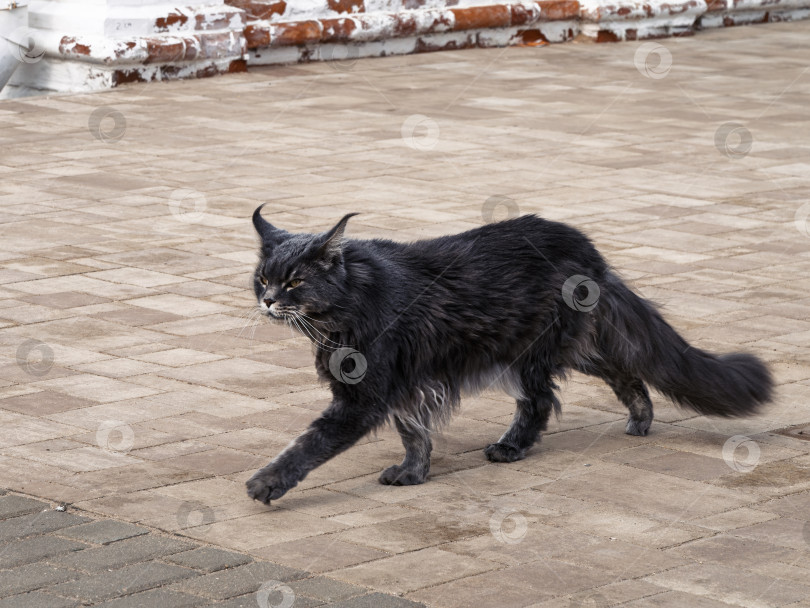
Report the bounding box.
[379,416,432,486]
[247,401,376,504]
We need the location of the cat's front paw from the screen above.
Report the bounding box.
[378,464,427,486]
[246,468,293,505]
[484,442,526,463]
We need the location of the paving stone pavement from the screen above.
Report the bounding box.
[1,20,810,608]
[0,490,422,607]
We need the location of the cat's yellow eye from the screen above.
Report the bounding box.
[259,276,267,286]
[288,279,302,289]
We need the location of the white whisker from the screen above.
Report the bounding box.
[291,312,339,351]
[235,308,262,340]
[294,314,345,347]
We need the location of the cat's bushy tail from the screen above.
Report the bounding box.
[599,273,773,417]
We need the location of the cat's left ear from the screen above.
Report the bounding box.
[315,213,358,265]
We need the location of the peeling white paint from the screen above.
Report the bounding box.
[5,0,810,97]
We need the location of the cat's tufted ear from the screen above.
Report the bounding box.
[252,204,287,248]
[314,213,358,265]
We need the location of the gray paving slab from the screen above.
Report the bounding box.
[52,533,195,571]
[0,534,87,569]
[0,562,81,596]
[0,591,80,608]
[92,588,207,608]
[213,592,324,608]
[170,561,309,601]
[329,593,427,608]
[0,511,90,543]
[57,520,151,545]
[0,495,49,520]
[48,562,198,603]
[286,576,368,602]
[165,546,253,573]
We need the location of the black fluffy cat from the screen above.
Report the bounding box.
[246,205,773,504]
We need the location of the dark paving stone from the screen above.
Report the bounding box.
[0,511,90,543]
[164,546,252,573]
[213,592,323,608]
[170,561,308,601]
[0,495,49,520]
[0,562,80,596]
[0,534,87,569]
[54,533,195,571]
[57,519,150,545]
[288,576,366,602]
[48,562,197,603]
[0,591,79,608]
[92,588,206,608]
[329,593,427,608]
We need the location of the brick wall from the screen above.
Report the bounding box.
[3,0,809,97]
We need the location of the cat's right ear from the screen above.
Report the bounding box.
[253,204,286,250]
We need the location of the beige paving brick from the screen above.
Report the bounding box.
[645,562,810,606]
[544,464,752,521]
[526,580,667,607]
[35,374,163,405]
[73,358,166,378]
[334,513,488,554]
[125,294,235,318]
[131,348,227,367]
[0,391,98,416]
[408,559,616,608]
[330,546,497,594]
[618,590,740,607]
[181,510,349,550]
[252,535,390,573]
[691,507,780,532]
[159,447,262,476]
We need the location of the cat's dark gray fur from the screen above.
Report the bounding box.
[246,206,773,504]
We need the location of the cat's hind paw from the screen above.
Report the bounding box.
[625,417,652,436]
[484,442,526,463]
[378,464,427,486]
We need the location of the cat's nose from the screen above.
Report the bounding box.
[263,298,275,308]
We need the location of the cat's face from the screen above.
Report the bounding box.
[253,239,331,319]
[252,207,356,321]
